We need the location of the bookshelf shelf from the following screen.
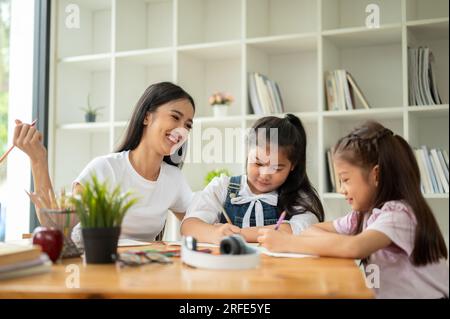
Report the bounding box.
[49,0,449,244]
[59,53,112,66]
[322,39,403,110]
[406,17,449,28]
[321,0,402,31]
[178,0,242,46]
[424,194,450,200]
[114,47,173,60]
[177,41,242,59]
[56,0,112,58]
[407,19,449,42]
[58,122,111,132]
[194,115,244,125]
[246,0,318,38]
[115,0,173,52]
[247,40,318,114]
[322,107,404,120]
[246,33,317,54]
[322,25,402,48]
[407,105,449,116]
[407,20,449,105]
[406,0,449,22]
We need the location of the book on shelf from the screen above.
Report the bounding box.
[325,149,340,193]
[0,243,52,281]
[248,72,285,115]
[414,146,449,194]
[325,70,370,111]
[408,47,444,106]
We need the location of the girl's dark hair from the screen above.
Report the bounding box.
[333,120,447,266]
[250,114,325,222]
[115,82,195,167]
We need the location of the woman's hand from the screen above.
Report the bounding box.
[13,120,54,219]
[212,223,241,244]
[13,119,47,163]
[257,228,294,252]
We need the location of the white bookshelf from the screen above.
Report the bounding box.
[49,0,449,244]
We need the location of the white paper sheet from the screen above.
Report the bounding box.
[118,239,151,247]
[253,245,317,258]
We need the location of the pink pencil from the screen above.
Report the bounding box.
[0,119,37,164]
[274,211,287,230]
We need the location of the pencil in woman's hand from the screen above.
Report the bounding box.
[0,119,38,164]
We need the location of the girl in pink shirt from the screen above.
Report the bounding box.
[257,121,448,298]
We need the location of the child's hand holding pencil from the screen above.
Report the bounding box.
[211,223,241,244]
[256,227,292,252]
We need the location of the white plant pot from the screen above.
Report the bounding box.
[213,104,228,117]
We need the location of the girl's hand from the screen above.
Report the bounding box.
[212,223,241,244]
[257,228,293,252]
[13,119,47,163]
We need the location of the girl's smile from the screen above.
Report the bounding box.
[334,158,378,212]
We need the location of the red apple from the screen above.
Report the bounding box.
[32,227,63,263]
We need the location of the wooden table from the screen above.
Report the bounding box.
[0,243,373,299]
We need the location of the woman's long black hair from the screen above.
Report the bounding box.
[115,82,195,167]
[250,114,325,222]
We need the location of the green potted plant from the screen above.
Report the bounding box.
[71,175,138,264]
[208,92,234,117]
[81,94,104,123]
[204,168,231,186]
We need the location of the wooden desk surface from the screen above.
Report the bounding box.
[0,243,373,299]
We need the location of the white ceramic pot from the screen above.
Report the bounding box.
[213,104,228,117]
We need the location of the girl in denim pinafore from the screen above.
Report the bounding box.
[219,175,280,227]
[181,114,325,244]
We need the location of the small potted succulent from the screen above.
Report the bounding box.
[208,92,234,117]
[71,175,138,264]
[81,94,104,123]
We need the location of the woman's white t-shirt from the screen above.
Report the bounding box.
[71,151,193,243]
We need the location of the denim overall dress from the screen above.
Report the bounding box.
[219,175,281,227]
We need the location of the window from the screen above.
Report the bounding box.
[0,0,11,241]
[0,0,46,241]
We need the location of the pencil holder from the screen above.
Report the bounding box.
[38,209,82,258]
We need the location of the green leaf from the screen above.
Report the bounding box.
[70,174,139,228]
